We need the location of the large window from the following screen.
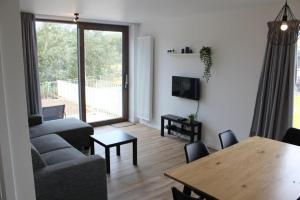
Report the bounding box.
[36,21,129,125]
[293,39,300,128]
[36,22,79,119]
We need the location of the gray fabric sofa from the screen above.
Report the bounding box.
[29,115,93,149]
[29,116,107,200]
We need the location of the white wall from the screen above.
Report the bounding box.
[138,2,300,149]
[0,0,36,199]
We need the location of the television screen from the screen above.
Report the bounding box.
[172,76,200,100]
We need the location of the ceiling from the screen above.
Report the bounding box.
[19,0,284,23]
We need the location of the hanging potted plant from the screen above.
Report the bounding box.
[200,47,213,82]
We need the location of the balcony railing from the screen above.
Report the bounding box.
[40,78,122,120]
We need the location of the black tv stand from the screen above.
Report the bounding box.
[161,114,202,143]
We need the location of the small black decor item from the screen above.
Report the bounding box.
[185,47,190,54]
[268,0,299,45]
[181,49,185,54]
[167,49,176,54]
[200,47,212,82]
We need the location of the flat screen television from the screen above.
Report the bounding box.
[172,76,200,100]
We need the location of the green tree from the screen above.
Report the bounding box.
[36,22,122,84]
[36,22,78,83]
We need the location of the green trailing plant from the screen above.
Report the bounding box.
[200,47,213,82]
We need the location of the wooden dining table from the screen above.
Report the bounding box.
[165,136,300,200]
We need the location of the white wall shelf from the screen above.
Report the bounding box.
[168,53,199,57]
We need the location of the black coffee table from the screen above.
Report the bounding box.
[90,130,137,173]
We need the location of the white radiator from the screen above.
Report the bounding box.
[136,36,154,121]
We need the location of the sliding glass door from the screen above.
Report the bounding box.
[36,20,129,125]
[79,24,129,125]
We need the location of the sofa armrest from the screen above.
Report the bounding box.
[28,114,43,127]
[34,155,107,200]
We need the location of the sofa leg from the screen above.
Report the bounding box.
[90,143,95,155]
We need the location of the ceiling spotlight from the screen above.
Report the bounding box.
[74,13,79,23]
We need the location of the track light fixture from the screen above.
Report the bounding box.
[74,13,79,23]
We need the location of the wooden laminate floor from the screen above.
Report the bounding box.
[94,123,190,200]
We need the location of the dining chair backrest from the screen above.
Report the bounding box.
[171,187,200,200]
[282,128,300,146]
[184,141,209,163]
[218,130,238,149]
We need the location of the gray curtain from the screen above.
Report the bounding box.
[21,12,42,115]
[250,21,299,140]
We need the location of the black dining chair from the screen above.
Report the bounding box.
[218,130,238,149]
[172,187,202,200]
[282,128,300,146]
[184,141,210,163]
[183,141,210,197]
[42,104,66,121]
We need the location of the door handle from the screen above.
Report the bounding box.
[125,74,129,89]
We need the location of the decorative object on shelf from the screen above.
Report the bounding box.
[268,0,299,45]
[200,47,213,82]
[181,49,185,54]
[188,114,196,124]
[74,13,79,23]
[185,47,190,54]
[184,47,194,54]
[167,49,176,53]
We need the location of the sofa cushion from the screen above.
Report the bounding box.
[31,134,72,154]
[31,145,46,172]
[41,147,85,165]
[28,114,43,127]
[29,118,94,149]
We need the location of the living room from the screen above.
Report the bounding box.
[1,0,300,200]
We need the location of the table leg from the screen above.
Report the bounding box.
[197,126,202,141]
[133,140,137,165]
[190,125,195,143]
[105,147,110,173]
[116,145,120,156]
[167,120,171,135]
[161,117,165,136]
[90,139,95,155]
